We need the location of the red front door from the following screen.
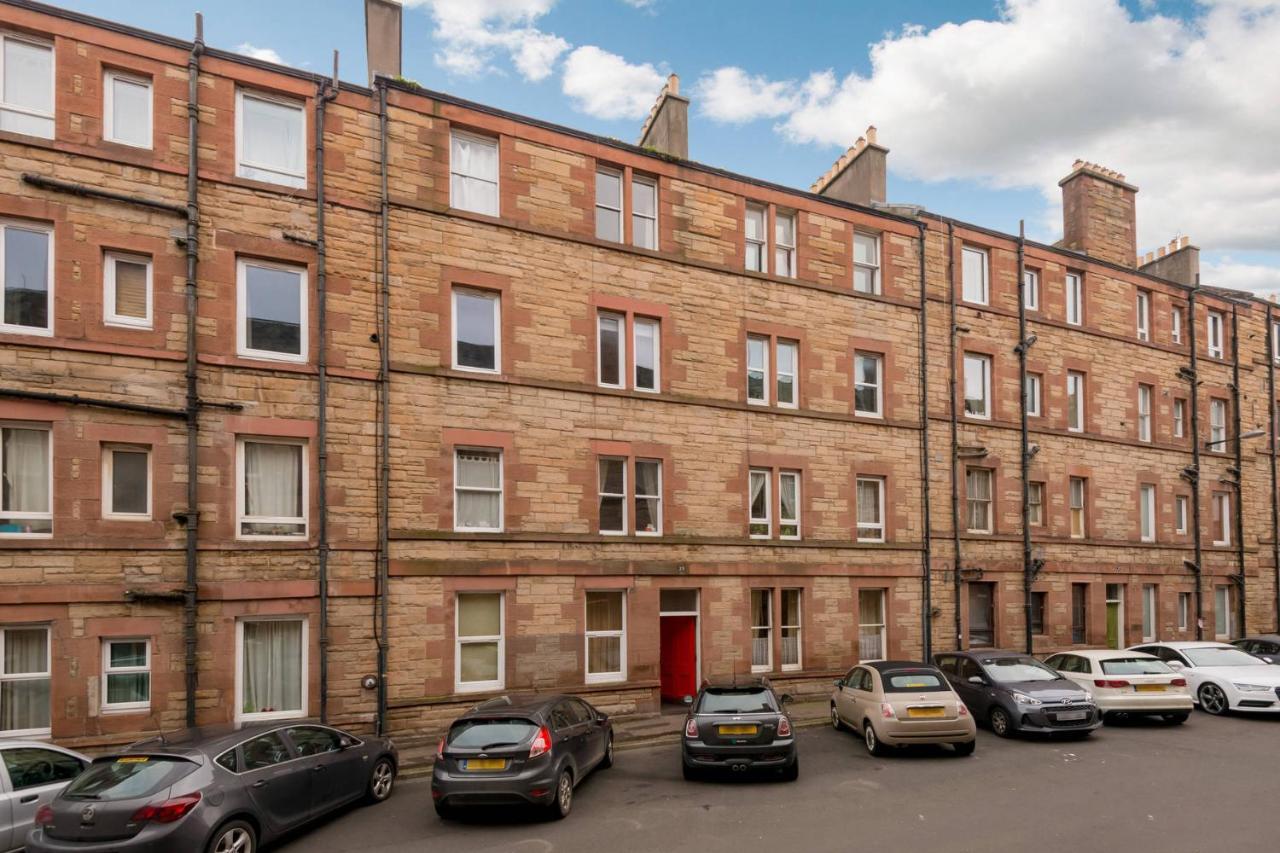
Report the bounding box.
[660,615,697,702]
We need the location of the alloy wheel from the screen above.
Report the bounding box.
[1199,684,1228,715]
[371,759,395,800]
[831,706,842,730]
[864,724,878,753]
[214,827,253,853]
[990,708,1011,737]
[557,771,573,815]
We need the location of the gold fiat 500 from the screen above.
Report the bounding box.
[831,661,978,756]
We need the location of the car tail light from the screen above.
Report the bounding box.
[436,737,446,760]
[528,725,552,759]
[957,703,969,717]
[1093,679,1130,688]
[777,716,792,737]
[35,805,54,827]
[684,717,699,738]
[1171,678,1187,687]
[880,702,897,719]
[130,792,201,825]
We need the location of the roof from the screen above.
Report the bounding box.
[0,739,88,757]
[463,693,568,717]
[1050,649,1159,660]
[1130,641,1234,650]
[702,677,773,691]
[1238,634,1280,644]
[124,721,304,756]
[942,649,1024,659]
[865,660,940,672]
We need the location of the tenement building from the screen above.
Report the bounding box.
[0,0,1277,746]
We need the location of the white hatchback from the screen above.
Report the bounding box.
[1044,649,1193,722]
[1130,641,1280,716]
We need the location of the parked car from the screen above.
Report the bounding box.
[26,722,396,853]
[1,741,89,853]
[681,679,798,781]
[432,694,613,820]
[1043,649,1193,723]
[1231,634,1280,664]
[1130,641,1280,715]
[934,650,1101,738]
[830,661,976,756]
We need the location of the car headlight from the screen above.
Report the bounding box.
[1232,683,1271,692]
[1012,692,1041,706]
[1081,691,1094,702]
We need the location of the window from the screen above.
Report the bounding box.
[456,593,503,691]
[633,317,660,392]
[595,167,622,242]
[856,476,885,542]
[1136,290,1150,341]
[453,287,500,373]
[963,353,991,419]
[1274,321,1280,363]
[0,34,54,138]
[1031,591,1047,635]
[632,175,658,250]
[597,457,663,536]
[1177,592,1190,631]
[598,457,626,535]
[965,468,992,533]
[1069,477,1087,538]
[744,204,766,272]
[1175,495,1188,534]
[1,748,82,790]
[1141,585,1157,643]
[237,259,306,362]
[779,471,800,540]
[285,726,343,757]
[454,448,502,532]
[635,459,662,535]
[102,444,150,520]
[237,438,306,539]
[1212,492,1231,546]
[236,90,305,188]
[853,232,880,294]
[1028,482,1044,526]
[597,312,623,387]
[237,618,306,721]
[774,212,796,278]
[750,589,772,671]
[1214,586,1234,639]
[449,130,499,216]
[1022,268,1039,311]
[1025,373,1042,418]
[1139,484,1156,542]
[1,424,52,536]
[1206,311,1224,359]
[0,626,50,735]
[101,639,150,713]
[961,247,988,305]
[1,220,53,335]
[1209,399,1227,452]
[1173,398,1185,439]
[103,251,151,329]
[850,351,884,417]
[239,731,290,770]
[103,70,151,148]
[1071,584,1088,644]
[748,468,770,537]
[1172,307,1183,345]
[1137,384,1153,442]
[780,589,801,671]
[1067,371,1085,432]
[1065,272,1083,325]
[858,589,886,661]
[585,591,626,683]
[775,339,797,408]
[746,335,769,405]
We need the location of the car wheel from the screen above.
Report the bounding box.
[780,756,799,782]
[831,704,845,731]
[682,761,700,782]
[951,740,976,757]
[547,768,573,820]
[434,801,455,820]
[1162,712,1190,725]
[206,819,256,853]
[599,733,614,769]
[863,721,887,756]
[365,757,396,803]
[1198,683,1229,716]
[989,707,1013,738]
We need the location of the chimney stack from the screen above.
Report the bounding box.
[810,126,888,207]
[637,74,689,160]
[1139,235,1200,286]
[364,0,403,85]
[1059,160,1138,267]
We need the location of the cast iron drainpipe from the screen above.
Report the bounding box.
[315,54,339,724]
[1269,301,1280,632]
[1187,280,1204,640]
[916,219,933,660]
[1231,304,1246,636]
[375,77,391,736]
[1016,222,1037,654]
[946,221,963,649]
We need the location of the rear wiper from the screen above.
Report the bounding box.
[478,741,521,750]
[64,794,101,800]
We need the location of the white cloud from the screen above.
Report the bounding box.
[1203,257,1280,293]
[695,0,1280,263]
[407,0,569,81]
[562,46,666,120]
[695,67,800,123]
[236,43,285,65]
[621,0,657,8]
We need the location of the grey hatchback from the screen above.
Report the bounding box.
[26,722,397,853]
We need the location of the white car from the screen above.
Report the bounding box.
[1129,641,1280,716]
[1044,649,1193,722]
[0,740,89,853]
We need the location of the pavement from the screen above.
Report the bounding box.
[277,709,1280,853]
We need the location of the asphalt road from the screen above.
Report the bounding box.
[277,712,1280,853]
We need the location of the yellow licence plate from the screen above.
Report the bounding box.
[718,725,758,736]
[907,707,946,719]
[1136,684,1166,692]
[461,758,507,771]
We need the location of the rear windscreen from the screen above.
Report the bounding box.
[63,757,196,801]
[884,671,946,692]
[1101,658,1172,676]
[698,689,775,714]
[447,719,538,749]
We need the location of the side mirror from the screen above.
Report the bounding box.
[596,712,609,724]
[967,675,985,686]
[780,693,794,705]
[682,695,694,705]
[1167,661,1186,671]
[833,679,843,688]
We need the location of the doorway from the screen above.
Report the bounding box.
[1106,583,1125,648]
[968,582,995,648]
[659,589,699,704]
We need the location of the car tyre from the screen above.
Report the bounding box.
[989,707,1013,738]
[206,819,256,853]
[546,768,574,820]
[1198,683,1229,716]
[1162,712,1190,725]
[682,760,701,782]
[434,801,456,821]
[599,733,614,769]
[365,757,396,803]
[831,705,845,731]
[863,721,888,756]
[951,740,976,757]
[780,756,799,781]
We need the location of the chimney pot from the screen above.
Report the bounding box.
[637,73,689,159]
[810,128,888,205]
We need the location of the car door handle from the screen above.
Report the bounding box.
[312,765,327,772]
[252,780,269,788]
[20,794,38,804]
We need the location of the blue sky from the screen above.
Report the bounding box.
[59,0,1280,290]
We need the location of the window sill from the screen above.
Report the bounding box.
[100,705,151,716]
[236,709,306,724]
[236,349,308,365]
[0,325,54,338]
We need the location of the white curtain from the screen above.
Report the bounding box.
[857,479,881,527]
[456,452,500,529]
[242,621,302,715]
[634,461,660,533]
[1,628,50,732]
[241,95,303,176]
[450,134,498,216]
[245,442,301,519]
[749,472,767,519]
[1,40,53,136]
[3,427,49,514]
[859,591,885,661]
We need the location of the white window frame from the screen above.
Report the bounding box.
[449,130,500,217]
[963,353,992,420]
[1175,495,1189,534]
[454,593,505,693]
[1136,290,1150,341]
[594,166,623,243]
[1207,311,1224,359]
[1209,399,1227,453]
[858,589,887,663]
[0,33,54,139]
[775,339,798,409]
[1273,321,1280,363]
[1171,307,1183,345]
[1212,493,1231,546]
[780,588,802,672]
[853,232,881,295]
[749,468,771,539]
[1214,586,1234,640]
[750,589,773,673]
[1177,592,1191,631]
[854,352,884,418]
[1070,477,1087,539]
[234,616,308,724]
[1173,399,1185,438]
[235,436,308,541]
[0,421,53,538]
[102,69,152,149]
[961,247,989,305]
[856,475,886,543]
[0,625,51,736]
[101,443,151,521]
[0,219,55,337]
[1025,373,1041,418]
[1067,371,1085,433]
[452,287,501,374]
[634,458,662,537]
[1139,484,1156,543]
[103,250,152,329]
[744,204,766,272]
[453,447,503,533]
[236,258,308,363]
[1138,384,1153,443]
[101,637,151,714]
[596,311,624,389]
[631,175,658,250]
[1028,481,1044,526]
[1065,272,1083,326]
[778,470,801,541]
[774,211,796,278]
[746,334,769,405]
[598,456,627,536]
[584,590,627,684]
[234,89,306,188]
[1022,268,1039,311]
[966,468,993,534]
[633,316,660,393]
[1141,585,1157,643]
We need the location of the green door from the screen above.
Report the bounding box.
[1106,602,1121,649]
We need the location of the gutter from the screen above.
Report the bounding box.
[1270,302,1280,632]
[375,77,392,735]
[1186,280,1204,640]
[946,221,964,649]
[1231,305,1246,635]
[1016,222,1037,654]
[916,220,933,659]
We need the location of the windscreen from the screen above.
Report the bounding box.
[883,670,947,692]
[1100,658,1173,675]
[63,756,196,801]
[447,718,538,749]
[698,688,775,714]
[984,658,1060,683]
